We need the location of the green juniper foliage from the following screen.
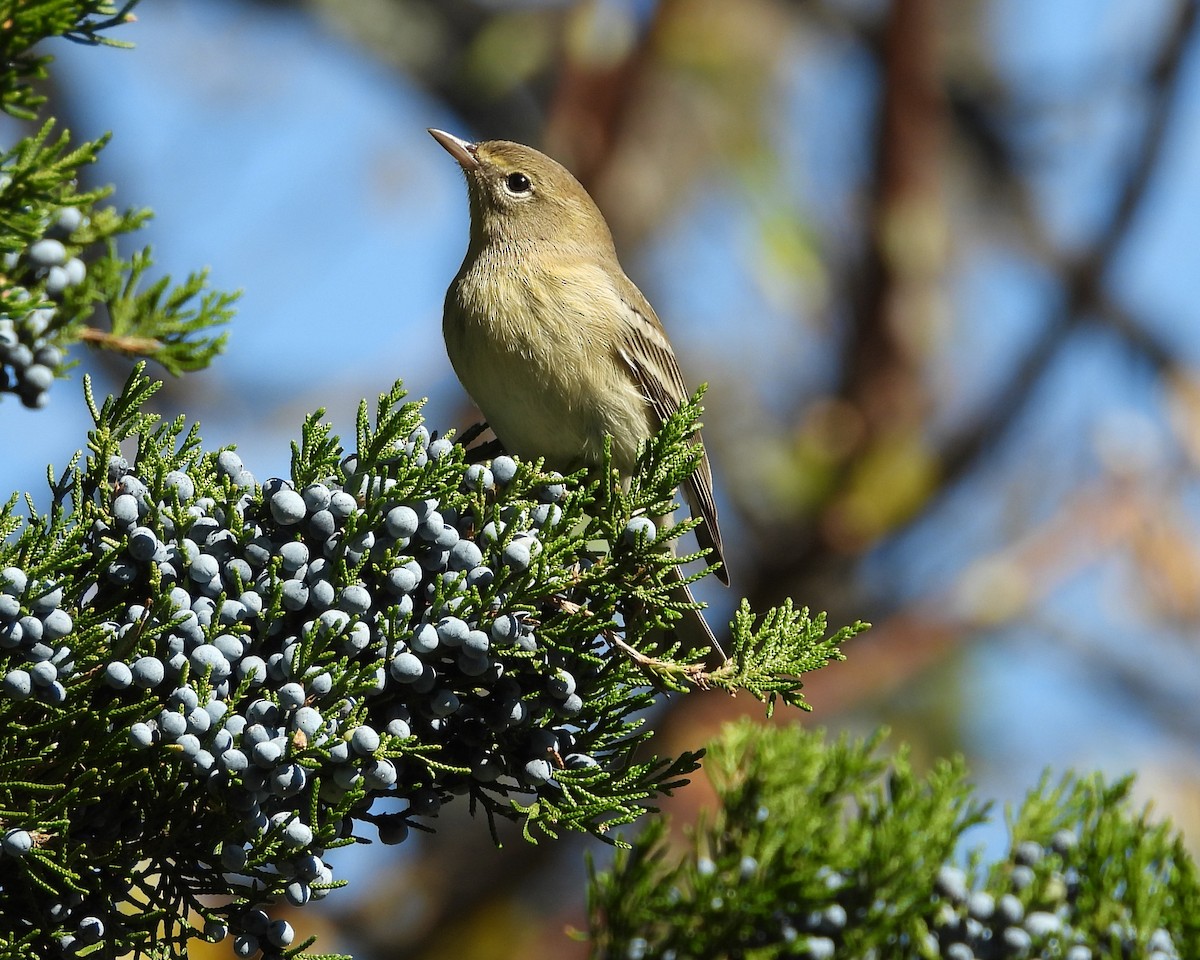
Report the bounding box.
[588,722,1200,960]
[0,1,232,408]
[0,366,855,959]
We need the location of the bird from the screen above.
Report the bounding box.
[429,128,728,664]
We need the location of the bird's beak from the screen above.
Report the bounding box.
[428,128,480,171]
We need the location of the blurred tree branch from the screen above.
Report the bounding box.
[742,0,1200,620]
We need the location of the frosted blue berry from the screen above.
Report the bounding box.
[437,616,469,648]
[129,722,155,748]
[18,615,42,642]
[251,739,285,769]
[112,494,140,527]
[292,706,322,736]
[271,761,307,796]
[996,893,1023,925]
[54,206,84,233]
[329,489,356,520]
[449,540,483,572]
[34,343,62,368]
[340,584,372,614]
[309,577,336,611]
[464,464,494,491]
[63,257,85,286]
[408,425,431,448]
[308,509,336,538]
[349,725,380,755]
[1014,840,1044,866]
[76,916,104,942]
[163,470,196,500]
[175,733,201,757]
[3,670,32,700]
[623,515,657,546]
[491,455,518,485]
[103,662,133,689]
[363,758,398,790]
[434,522,460,549]
[237,655,267,685]
[186,707,212,735]
[1002,926,1031,954]
[215,450,243,478]
[935,865,968,903]
[277,681,305,710]
[158,710,187,740]
[267,918,295,948]
[189,644,231,680]
[269,487,306,525]
[317,608,351,637]
[1025,911,1061,937]
[531,502,562,527]
[1010,864,1035,891]
[490,613,521,644]
[502,538,532,570]
[279,578,312,615]
[1051,829,1078,855]
[212,634,244,663]
[2,828,33,857]
[385,505,419,540]
[415,507,444,542]
[548,669,576,699]
[467,565,494,588]
[429,689,461,717]
[428,437,453,459]
[463,630,490,656]
[131,656,165,689]
[278,540,309,572]
[189,553,220,584]
[966,890,994,920]
[301,483,331,512]
[29,238,67,266]
[307,671,333,697]
[220,747,249,773]
[126,525,160,562]
[523,759,553,786]
[281,818,313,847]
[804,938,835,960]
[41,608,72,641]
[386,717,411,738]
[385,561,422,595]
[20,363,53,393]
[390,652,424,683]
[411,622,439,653]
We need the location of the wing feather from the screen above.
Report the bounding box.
[615,290,729,585]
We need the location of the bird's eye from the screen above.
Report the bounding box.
[504,172,532,195]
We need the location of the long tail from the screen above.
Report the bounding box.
[663,563,728,668]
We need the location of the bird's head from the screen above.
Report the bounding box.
[428,129,614,254]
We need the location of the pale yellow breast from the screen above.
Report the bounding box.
[444,249,653,473]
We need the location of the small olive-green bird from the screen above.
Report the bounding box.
[430,128,728,662]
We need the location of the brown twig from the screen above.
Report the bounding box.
[77,326,162,355]
[549,596,715,689]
